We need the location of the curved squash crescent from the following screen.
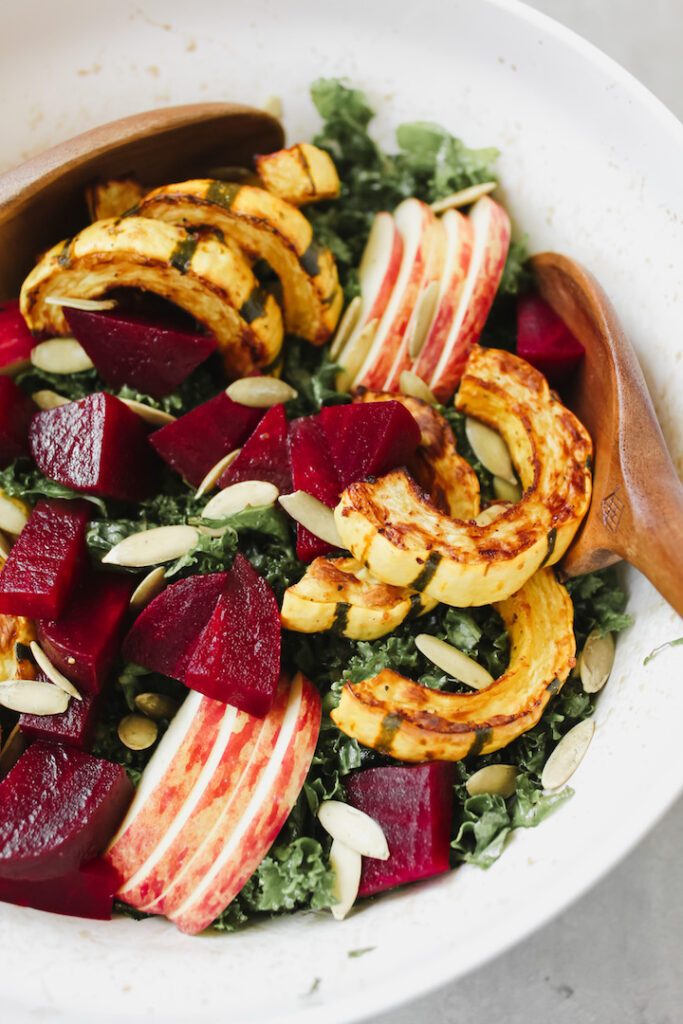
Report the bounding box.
[330,568,576,762]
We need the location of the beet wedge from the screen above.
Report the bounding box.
[0,857,120,920]
[320,400,421,491]
[65,307,217,398]
[0,376,37,467]
[217,403,292,494]
[0,299,35,374]
[0,741,133,881]
[288,415,341,561]
[30,392,160,501]
[150,390,263,487]
[345,762,455,897]
[185,553,281,716]
[0,498,90,619]
[516,290,585,386]
[20,683,103,751]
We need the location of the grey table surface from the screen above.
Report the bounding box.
[369,2,683,1022]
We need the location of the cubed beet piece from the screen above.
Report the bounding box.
[37,569,135,694]
[0,299,36,374]
[150,390,263,486]
[30,392,160,501]
[122,572,227,682]
[20,678,103,751]
[516,291,585,386]
[0,498,90,618]
[345,762,455,897]
[0,741,133,881]
[288,415,341,561]
[0,376,37,467]
[0,857,119,920]
[64,307,217,399]
[320,401,421,491]
[217,403,292,494]
[185,553,280,716]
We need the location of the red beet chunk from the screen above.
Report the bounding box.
[150,391,262,487]
[122,572,226,681]
[65,307,216,399]
[288,415,341,561]
[0,498,90,618]
[30,392,160,501]
[20,678,103,751]
[516,291,585,385]
[0,299,35,374]
[320,401,421,491]
[0,857,119,920]
[0,376,37,467]
[185,554,280,716]
[37,569,134,694]
[217,403,292,493]
[0,741,133,881]
[345,762,455,897]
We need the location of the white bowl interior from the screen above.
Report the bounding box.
[1,2,682,1022]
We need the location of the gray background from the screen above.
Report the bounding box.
[370,2,683,1022]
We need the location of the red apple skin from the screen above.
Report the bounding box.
[0,299,36,375]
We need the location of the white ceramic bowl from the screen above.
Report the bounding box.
[1,2,682,1021]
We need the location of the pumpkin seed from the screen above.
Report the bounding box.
[129,566,167,612]
[335,319,378,392]
[0,495,28,535]
[225,376,297,408]
[329,838,362,921]
[134,691,180,721]
[415,634,495,690]
[318,800,390,860]
[466,764,518,798]
[579,630,615,694]
[330,296,362,360]
[0,532,11,560]
[195,449,242,499]
[29,642,82,701]
[30,337,94,374]
[119,398,176,426]
[408,280,440,359]
[0,723,28,779]
[102,525,198,567]
[399,370,438,406]
[473,503,508,527]
[202,480,279,520]
[430,181,497,214]
[493,475,522,503]
[541,718,595,790]
[44,295,117,312]
[118,713,158,751]
[261,95,283,120]
[31,389,71,410]
[0,679,70,716]
[278,491,343,548]
[465,417,516,483]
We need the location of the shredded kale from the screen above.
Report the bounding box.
[643,636,683,665]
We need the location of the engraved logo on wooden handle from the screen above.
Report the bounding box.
[602,487,624,534]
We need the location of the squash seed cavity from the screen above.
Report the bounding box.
[279,491,343,548]
[31,389,71,410]
[329,837,362,921]
[408,280,440,359]
[30,337,94,375]
[415,634,494,690]
[466,764,518,798]
[465,417,516,483]
[118,713,158,751]
[579,630,615,694]
[430,182,497,214]
[399,370,438,406]
[318,800,389,860]
[203,480,279,520]
[119,398,176,426]
[129,566,167,612]
[329,296,362,360]
[29,641,82,701]
[134,692,180,721]
[102,525,198,567]
[0,679,70,716]
[541,718,595,790]
[225,376,297,408]
[195,449,242,499]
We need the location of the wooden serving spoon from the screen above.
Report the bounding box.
[0,102,284,299]
[532,251,683,617]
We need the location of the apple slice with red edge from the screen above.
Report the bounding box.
[0,376,37,467]
[0,299,36,375]
[287,416,341,560]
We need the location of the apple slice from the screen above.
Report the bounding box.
[0,299,36,375]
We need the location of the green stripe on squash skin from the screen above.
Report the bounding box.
[330,602,350,635]
[57,238,74,269]
[546,676,562,695]
[540,528,557,567]
[411,551,443,592]
[205,180,243,209]
[14,643,34,664]
[169,236,199,274]
[375,711,402,754]
[300,239,325,277]
[467,726,492,758]
[239,285,269,324]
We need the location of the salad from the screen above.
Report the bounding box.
[0,80,630,934]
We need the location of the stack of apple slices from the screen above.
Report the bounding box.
[335,195,510,402]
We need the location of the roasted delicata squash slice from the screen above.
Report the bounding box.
[133,179,343,344]
[255,143,340,206]
[353,388,480,520]
[335,348,592,607]
[19,217,283,377]
[331,568,575,762]
[85,177,146,221]
[281,556,436,641]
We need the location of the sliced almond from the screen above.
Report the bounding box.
[408,280,440,360]
[492,475,522,503]
[44,295,117,312]
[430,181,497,214]
[134,692,180,722]
[102,525,198,567]
[465,417,516,483]
[29,641,82,701]
[330,296,362,360]
[336,319,378,392]
[541,718,595,790]
[0,495,29,535]
[30,337,94,374]
[579,630,615,694]
[119,398,176,426]
[399,370,438,406]
[129,566,166,612]
[0,532,11,560]
[329,838,362,921]
[195,449,242,499]
[466,764,518,798]
[278,491,343,548]
[318,800,389,860]
[473,502,508,527]
[0,723,28,779]
[203,480,279,520]
[31,389,71,410]
[415,634,494,690]
[0,679,70,716]
[118,713,158,751]
[225,376,297,408]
